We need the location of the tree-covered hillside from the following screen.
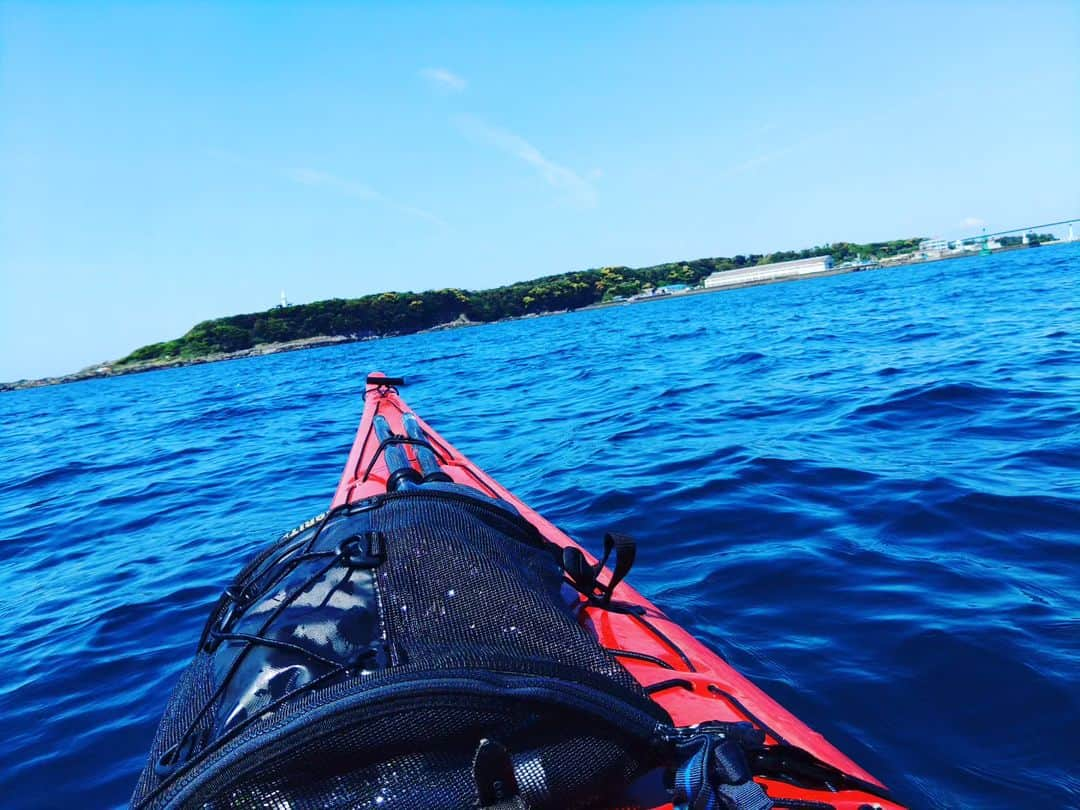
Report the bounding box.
[119,238,921,364]
[997,232,1056,247]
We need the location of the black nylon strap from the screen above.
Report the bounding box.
[670,726,774,810]
[560,532,638,608]
[473,739,530,809]
[562,547,597,595]
[595,532,636,605]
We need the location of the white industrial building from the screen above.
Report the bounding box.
[702,255,834,289]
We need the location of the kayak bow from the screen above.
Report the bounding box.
[327,374,905,810]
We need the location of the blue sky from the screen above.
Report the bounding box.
[2,1,1078,380]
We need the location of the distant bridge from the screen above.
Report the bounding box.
[963,217,1078,242]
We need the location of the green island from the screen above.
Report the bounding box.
[119,238,922,365]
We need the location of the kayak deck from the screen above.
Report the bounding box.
[332,375,904,810]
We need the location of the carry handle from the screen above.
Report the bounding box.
[367,375,406,386]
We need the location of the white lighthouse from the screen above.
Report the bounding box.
[279,290,290,308]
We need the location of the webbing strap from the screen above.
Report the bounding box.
[473,739,530,810]
[672,730,774,810]
[715,779,776,810]
[562,546,597,595]
[561,532,638,608]
[596,532,636,604]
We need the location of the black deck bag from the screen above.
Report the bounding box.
[132,489,683,809]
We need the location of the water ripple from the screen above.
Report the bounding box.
[1,245,1078,808]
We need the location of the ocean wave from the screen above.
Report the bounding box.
[0,245,1078,807]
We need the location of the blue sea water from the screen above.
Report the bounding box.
[1,245,1078,809]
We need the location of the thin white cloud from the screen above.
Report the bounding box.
[286,167,448,228]
[395,203,449,228]
[962,216,986,228]
[420,67,467,93]
[720,125,843,177]
[721,145,800,176]
[455,115,597,206]
[719,115,886,178]
[205,152,447,228]
[287,168,380,201]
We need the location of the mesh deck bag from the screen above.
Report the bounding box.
[131,489,676,809]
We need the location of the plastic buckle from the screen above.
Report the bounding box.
[338,531,387,568]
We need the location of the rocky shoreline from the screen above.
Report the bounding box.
[0,335,366,393]
[1,315,493,393]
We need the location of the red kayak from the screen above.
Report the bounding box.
[134,373,906,809]
[329,375,904,810]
